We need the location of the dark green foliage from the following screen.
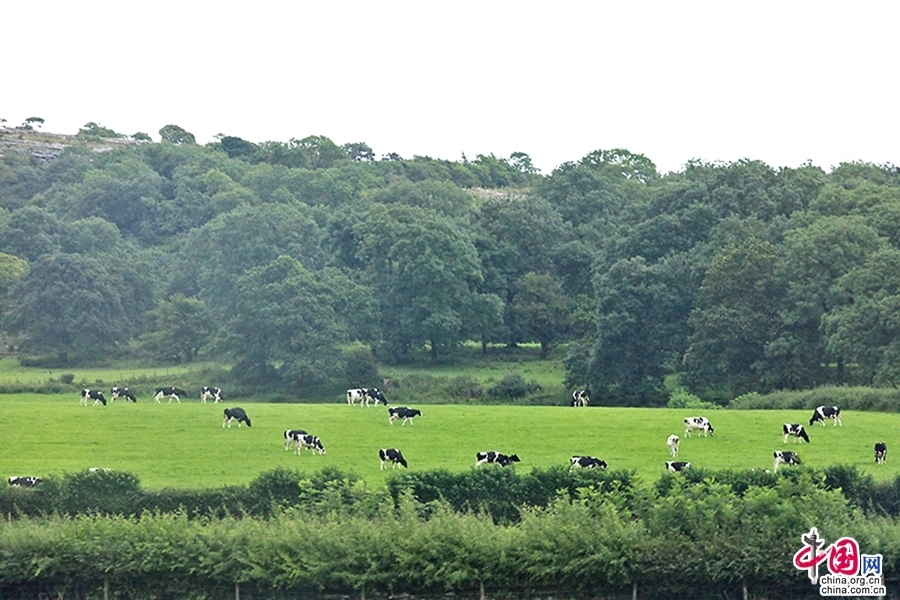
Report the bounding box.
[344,345,380,386]
[50,469,142,515]
[487,371,541,399]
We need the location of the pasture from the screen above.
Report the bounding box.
[2,394,897,489]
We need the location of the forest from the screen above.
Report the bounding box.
[1,122,899,405]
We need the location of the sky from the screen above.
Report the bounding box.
[3,1,897,175]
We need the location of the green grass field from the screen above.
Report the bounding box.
[1,394,897,489]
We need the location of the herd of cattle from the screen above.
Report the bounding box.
[5,387,891,488]
[79,386,224,406]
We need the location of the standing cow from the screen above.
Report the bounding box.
[667,435,680,457]
[809,405,842,427]
[223,407,251,428]
[155,387,187,404]
[684,416,714,437]
[571,390,590,407]
[379,448,408,469]
[875,442,888,464]
[783,423,810,443]
[200,386,223,403]
[80,389,106,406]
[111,387,137,402]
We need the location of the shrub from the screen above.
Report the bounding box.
[58,373,75,384]
[344,346,380,386]
[487,372,541,399]
[666,388,722,410]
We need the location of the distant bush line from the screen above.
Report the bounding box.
[728,385,900,412]
[2,466,898,599]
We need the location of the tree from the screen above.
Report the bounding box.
[131,132,152,142]
[581,255,694,405]
[343,142,375,162]
[474,195,567,347]
[222,256,348,386]
[23,117,44,129]
[219,136,258,161]
[158,124,196,144]
[3,253,133,363]
[512,272,571,358]
[139,295,213,363]
[823,248,900,385]
[682,239,780,396]
[77,122,123,139]
[764,215,884,389]
[356,204,482,364]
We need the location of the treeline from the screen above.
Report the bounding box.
[2,466,898,598]
[1,125,900,404]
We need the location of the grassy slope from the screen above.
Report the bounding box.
[2,395,896,489]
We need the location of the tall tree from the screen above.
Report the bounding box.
[474,195,567,347]
[222,256,348,386]
[357,204,482,364]
[682,239,780,395]
[4,253,134,363]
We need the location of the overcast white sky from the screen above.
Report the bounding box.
[3,1,897,174]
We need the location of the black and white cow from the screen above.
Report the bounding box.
[475,451,520,467]
[154,387,187,404]
[80,388,106,406]
[667,435,680,457]
[366,388,388,406]
[774,450,801,472]
[388,406,422,425]
[200,386,223,403]
[809,405,842,427]
[8,476,41,487]
[569,456,607,470]
[783,423,810,443]
[347,388,367,406]
[684,416,714,437]
[294,434,325,455]
[379,448,408,469]
[875,442,888,464]
[666,461,692,473]
[110,386,137,402]
[571,390,590,407]
[223,407,251,428]
[283,429,308,451]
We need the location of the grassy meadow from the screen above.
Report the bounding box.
[1,393,898,489]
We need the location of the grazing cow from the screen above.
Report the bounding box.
[569,456,607,470]
[294,434,325,455]
[110,387,137,402]
[773,450,801,472]
[366,388,388,406]
[684,416,714,437]
[667,435,680,457]
[783,423,810,443]
[809,405,842,427]
[875,442,888,464]
[571,390,590,407]
[8,476,41,487]
[284,429,308,451]
[475,451,520,467]
[346,388,367,406]
[379,448,408,469]
[200,386,223,403]
[388,406,422,425]
[223,407,251,428]
[80,388,107,406]
[666,461,692,473]
[154,387,187,404]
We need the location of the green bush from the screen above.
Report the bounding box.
[487,372,541,399]
[729,385,900,412]
[666,388,723,410]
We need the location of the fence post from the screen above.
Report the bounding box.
[103,578,109,600]
[632,582,638,600]
[235,582,240,600]
[742,580,748,600]
[480,580,486,600]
